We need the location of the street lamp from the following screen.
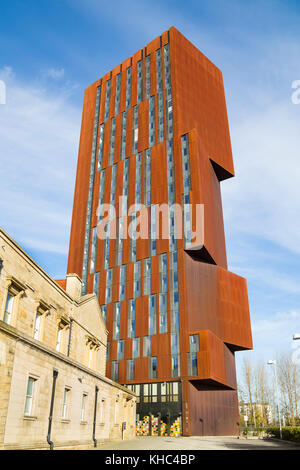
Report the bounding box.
[293,334,300,340]
[267,360,282,439]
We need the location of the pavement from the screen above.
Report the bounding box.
[98,435,300,451]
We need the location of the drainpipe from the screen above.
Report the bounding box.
[93,386,99,448]
[47,368,58,450]
[67,317,73,357]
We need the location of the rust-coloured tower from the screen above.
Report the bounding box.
[67,27,252,436]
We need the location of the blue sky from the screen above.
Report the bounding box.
[0,0,300,372]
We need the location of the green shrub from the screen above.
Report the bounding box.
[266,426,300,442]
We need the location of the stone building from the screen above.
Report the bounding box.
[0,227,136,450]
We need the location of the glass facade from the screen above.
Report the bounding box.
[126,66,132,109]
[137,59,143,103]
[115,73,121,115]
[104,79,111,121]
[82,85,101,294]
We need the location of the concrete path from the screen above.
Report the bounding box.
[98,435,299,451]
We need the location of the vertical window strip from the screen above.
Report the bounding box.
[132,105,139,155]
[150,204,157,256]
[127,359,135,380]
[128,299,136,338]
[113,302,121,340]
[137,59,143,103]
[109,117,116,165]
[120,111,127,160]
[103,224,110,270]
[97,124,105,170]
[126,67,132,109]
[143,258,151,296]
[104,79,111,121]
[90,226,97,273]
[101,305,107,324]
[122,159,129,215]
[97,169,106,223]
[135,152,142,204]
[149,96,155,147]
[129,213,137,262]
[115,73,121,115]
[110,164,117,206]
[119,265,126,301]
[93,272,99,297]
[157,92,164,143]
[144,149,151,206]
[105,268,112,303]
[145,55,151,99]
[133,260,141,298]
[116,217,123,266]
[133,337,140,359]
[82,85,101,294]
[149,294,157,335]
[156,49,164,143]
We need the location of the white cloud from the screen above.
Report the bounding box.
[43,67,65,80]
[0,67,81,259]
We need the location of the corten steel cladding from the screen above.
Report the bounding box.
[67,27,252,436]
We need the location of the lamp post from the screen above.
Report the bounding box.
[267,360,282,439]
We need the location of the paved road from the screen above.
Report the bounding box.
[99,435,299,451]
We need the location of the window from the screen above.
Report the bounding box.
[97,124,105,170]
[3,292,14,325]
[122,158,129,214]
[33,312,42,340]
[188,352,198,377]
[159,293,167,333]
[119,265,126,301]
[159,253,168,292]
[149,294,156,335]
[137,59,143,103]
[135,152,142,204]
[116,217,123,266]
[133,261,141,298]
[113,302,121,340]
[150,205,157,256]
[103,227,110,270]
[145,55,151,99]
[117,340,124,360]
[90,226,97,273]
[171,354,180,378]
[144,149,151,206]
[120,112,127,160]
[109,118,116,165]
[98,169,106,222]
[156,49,164,142]
[115,73,121,115]
[81,393,87,422]
[105,269,113,303]
[93,272,99,297]
[127,359,135,380]
[62,388,70,420]
[24,377,36,416]
[132,105,139,155]
[56,327,63,352]
[190,334,200,352]
[143,336,151,357]
[110,163,117,205]
[132,337,140,359]
[171,333,180,355]
[128,299,135,338]
[104,79,111,121]
[143,258,151,295]
[126,67,132,109]
[129,213,137,262]
[101,305,107,324]
[111,361,119,381]
[149,356,157,379]
[106,341,110,361]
